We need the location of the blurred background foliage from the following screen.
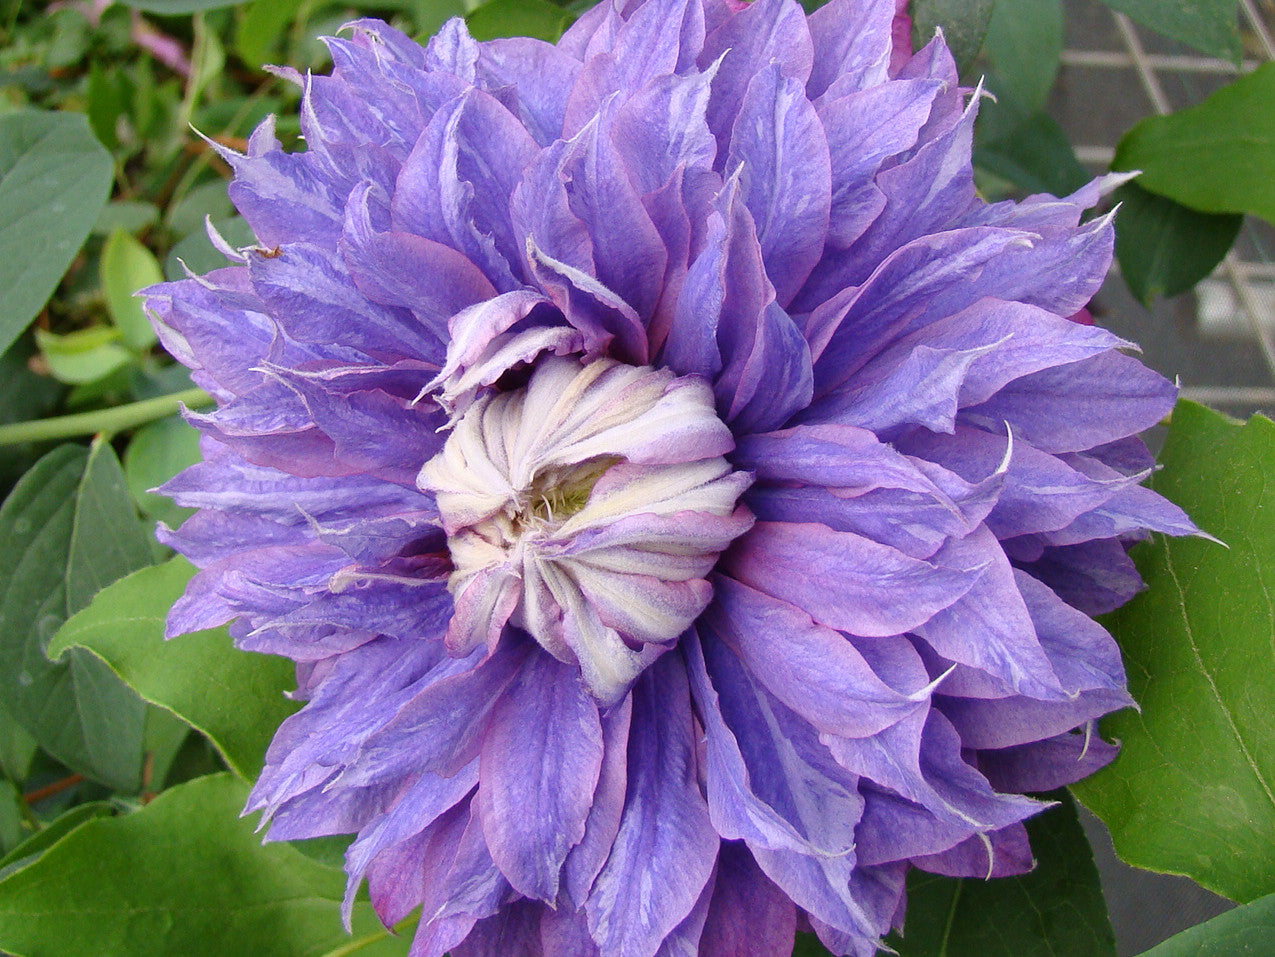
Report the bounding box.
[0,0,1272,955]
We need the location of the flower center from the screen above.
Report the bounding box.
[419,356,753,703]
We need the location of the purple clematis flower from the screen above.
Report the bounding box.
[144,1,1197,954]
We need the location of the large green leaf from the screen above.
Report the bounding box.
[49,556,299,780]
[1114,63,1275,224]
[1114,181,1242,304]
[890,792,1116,957]
[1097,0,1240,62]
[0,443,153,791]
[0,802,115,881]
[0,773,410,957]
[1073,402,1275,903]
[1136,892,1275,955]
[0,111,113,357]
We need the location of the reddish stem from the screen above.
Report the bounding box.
[23,774,85,805]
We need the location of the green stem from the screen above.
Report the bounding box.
[0,388,212,447]
[322,916,418,957]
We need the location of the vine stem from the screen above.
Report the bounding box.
[0,388,213,447]
[23,774,84,805]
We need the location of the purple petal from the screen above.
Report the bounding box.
[563,695,632,907]
[453,900,544,957]
[817,78,942,247]
[910,820,1034,878]
[700,0,814,150]
[340,641,530,787]
[393,89,539,291]
[699,843,797,957]
[706,576,929,738]
[913,528,1068,698]
[727,64,831,306]
[1012,538,1145,616]
[980,729,1119,793]
[586,655,718,957]
[477,650,604,900]
[963,351,1177,454]
[687,631,865,856]
[424,18,479,79]
[248,242,443,365]
[806,0,896,99]
[341,184,500,334]
[726,521,983,637]
[477,38,580,146]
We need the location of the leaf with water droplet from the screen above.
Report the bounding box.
[49,556,299,780]
[0,111,112,356]
[0,442,153,791]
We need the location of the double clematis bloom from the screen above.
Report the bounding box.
[145,0,1198,954]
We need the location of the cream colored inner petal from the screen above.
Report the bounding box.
[418,355,753,703]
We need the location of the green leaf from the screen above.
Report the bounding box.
[86,61,126,153]
[466,0,574,42]
[1114,63,1275,224]
[49,556,300,780]
[1073,402,1275,903]
[0,337,63,490]
[92,200,160,237]
[1097,0,1240,62]
[144,705,191,791]
[101,229,163,351]
[982,0,1063,113]
[1114,181,1242,304]
[0,703,36,784]
[0,781,27,855]
[910,0,995,75]
[236,0,307,70]
[123,414,202,526]
[409,0,473,38]
[290,834,355,869]
[34,326,134,386]
[0,338,61,430]
[0,111,113,357]
[975,110,1091,199]
[890,792,1116,957]
[0,773,410,957]
[1136,892,1275,955]
[0,802,114,881]
[0,442,153,791]
[165,179,236,240]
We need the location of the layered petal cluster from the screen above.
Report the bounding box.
[145,1,1197,954]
